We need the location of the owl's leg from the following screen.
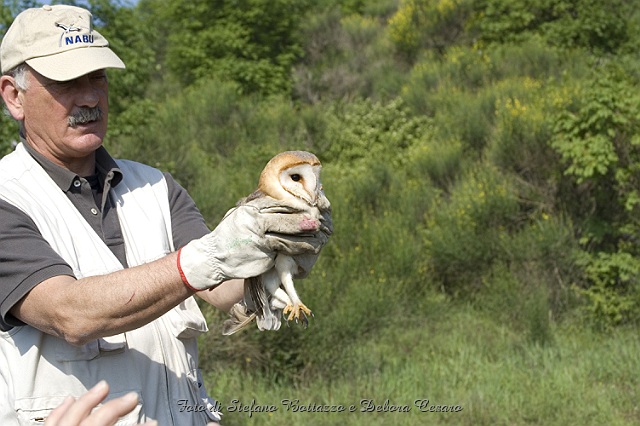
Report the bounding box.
[262,269,291,312]
[269,288,291,310]
[275,256,313,327]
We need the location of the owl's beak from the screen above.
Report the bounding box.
[303,192,318,206]
[309,184,323,206]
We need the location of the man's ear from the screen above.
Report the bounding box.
[0,75,25,121]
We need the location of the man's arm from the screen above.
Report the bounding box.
[12,268,244,347]
[11,252,193,346]
[0,194,241,341]
[197,278,244,312]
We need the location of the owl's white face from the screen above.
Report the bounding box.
[278,163,322,207]
[257,150,324,209]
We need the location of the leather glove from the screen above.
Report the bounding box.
[177,195,328,291]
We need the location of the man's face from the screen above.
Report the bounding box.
[20,68,109,166]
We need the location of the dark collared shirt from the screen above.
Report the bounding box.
[23,142,130,266]
[0,142,210,330]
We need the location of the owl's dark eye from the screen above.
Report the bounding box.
[290,174,301,182]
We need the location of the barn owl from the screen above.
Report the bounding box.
[222,151,331,335]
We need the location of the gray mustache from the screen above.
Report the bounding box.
[68,107,103,128]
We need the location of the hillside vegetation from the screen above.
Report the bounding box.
[2,0,640,424]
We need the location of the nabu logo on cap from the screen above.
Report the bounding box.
[55,22,95,47]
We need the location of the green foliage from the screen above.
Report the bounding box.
[318,98,430,166]
[422,165,519,294]
[474,216,578,345]
[0,112,17,156]
[472,0,632,54]
[140,0,310,96]
[207,309,640,425]
[551,76,639,183]
[479,263,555,346]
[488,77,559,192]
[402,47,493,119]
[402,41,576,157]
[546,66,640,331]
[407,137,464,192]
[574,252,640,329]
[387,0,475,59]
[551,69,640,250]
[387,0,633,58]
[293,8,402,103]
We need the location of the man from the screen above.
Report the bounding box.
[0,5,329,425]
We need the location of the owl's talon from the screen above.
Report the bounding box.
[301,311,309,328]
[283,303,312,327]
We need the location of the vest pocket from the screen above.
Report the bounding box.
[15,395,67,425]
[164,297,208,339]
[54,339,100,361]
[54,334,127,362]
[14,391,144,426]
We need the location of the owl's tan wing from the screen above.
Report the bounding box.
[221,277,266,335]
[221,301,256,336]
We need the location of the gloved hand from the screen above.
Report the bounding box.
[287,191,333,280]
[177,195,330,291]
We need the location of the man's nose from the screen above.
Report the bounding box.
[74,75,102,107]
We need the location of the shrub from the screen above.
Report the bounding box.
[478,262,555,346]
[406,137,464,192]
[318,97,430,166]
[0,112,18,156]
[387,0,475,59]
[422,165,519,294]
[573,251,640,329]
[402,48,491,118]
[487,77,558,190]
[144,0,310,96]
[292,8,403,103]
[550,68,640,251]
[472,0,632,54]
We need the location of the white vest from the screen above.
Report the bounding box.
[0,143,220,425]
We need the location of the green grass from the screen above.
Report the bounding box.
[204,299,640,425]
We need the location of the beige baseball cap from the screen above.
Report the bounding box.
[0,4,125,81]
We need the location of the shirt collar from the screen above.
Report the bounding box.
[95,145,123,188]
[21,137,123,191]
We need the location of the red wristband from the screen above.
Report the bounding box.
[176,248,199,292]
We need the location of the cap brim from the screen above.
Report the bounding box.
[26,46,125,81]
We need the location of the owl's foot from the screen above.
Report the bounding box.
[283,303,313,327]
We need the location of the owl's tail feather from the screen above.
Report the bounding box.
[246,274,282,331]
[222,302,257,335]
[222,276,283,335]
